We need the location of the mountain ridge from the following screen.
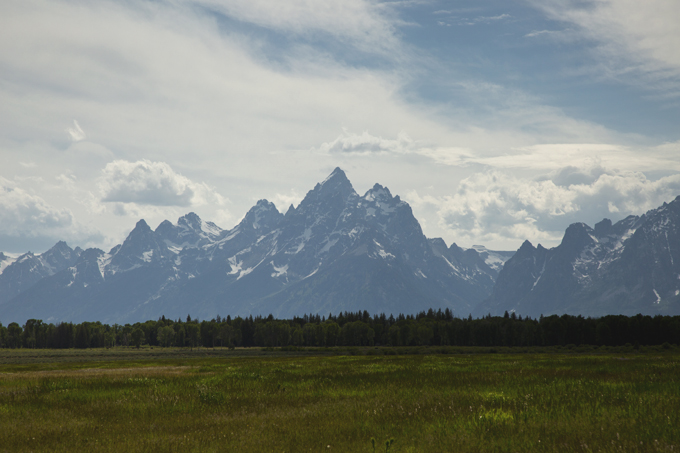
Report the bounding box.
[0,168,509,323]
[476,196,680,317]
[6,168,676,322]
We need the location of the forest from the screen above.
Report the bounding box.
[1,309,679,349]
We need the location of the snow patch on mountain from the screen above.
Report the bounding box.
[201,221,222,237]
[292,228,312,254]
[378,249,394,259]
[67,267,77,287]
[227,256,243,275]
[470,245,514,272]
[0,253,18,274]
[97,253,112,278]
[271,262,288,278]
[373,240,394,260]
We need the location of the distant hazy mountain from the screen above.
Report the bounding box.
[0,242,82,306]
[477,196,680,317]
[0,168,509,323]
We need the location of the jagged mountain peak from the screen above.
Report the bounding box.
[323,166,348,183]
[429,237,448,251]
[40,241,80,267]
[254,199,277,209]
[308,167,357,201]
[109,218,168,271]
[155,220,174,235]
[132,219,151,233]
[518,240,535,252]
[449,242,465,254]
[240,199,282,231]
[178,212,201,229]
[365,183,391,199]
[594,218,613,237]
[17,251,36,262]
[50,240,70,251]
[560,222,595,250]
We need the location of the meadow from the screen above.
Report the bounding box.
[1,347,678,452]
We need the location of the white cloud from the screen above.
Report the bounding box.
[319,130,414,155]
[67,120,86,142]
[445,13,511,26]
[408,167,680,249]
[318,130,477,167]
[0,177,73,236]
[524,29,562,39]
[99,160,225,207]
[0,0,676,254]
[0,177,103,252]
[468,142,680,173]
[191,0,403,55]
[531,0,680,96]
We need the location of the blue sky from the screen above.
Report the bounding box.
[1,0,679,254]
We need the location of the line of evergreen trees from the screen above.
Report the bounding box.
[1,310,679,349]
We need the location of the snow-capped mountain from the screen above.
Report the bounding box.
[0,241,82,306]
[0,168,510,323]
[477,197,680,317]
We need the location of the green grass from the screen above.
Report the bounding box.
[1,349,679,452]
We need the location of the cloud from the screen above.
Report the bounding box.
[319,130,414,154]
[524,29,563,38]
[446,13,511,26]
[0,178,73,235]
[318,130,475,167]
[0,0,676,255]
[317,131,668,175]
[0,177,103,252]
[67,120,86,142]
[408,167,680,249]
[549,165,607,187]
[530,0,680,96]
[192,0,402,55]
[481,14,510,22]
[468,142,680,173]
[99,160,225,207]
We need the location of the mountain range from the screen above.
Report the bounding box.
[0,168,510,323]
[1,168,679,323]
[477,196,680,318]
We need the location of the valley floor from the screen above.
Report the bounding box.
[1,348,679,452]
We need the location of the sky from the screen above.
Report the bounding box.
[1,0,680,254]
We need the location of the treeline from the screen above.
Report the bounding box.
[1,310,679,349]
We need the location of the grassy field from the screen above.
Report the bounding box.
[1,348,679,452]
